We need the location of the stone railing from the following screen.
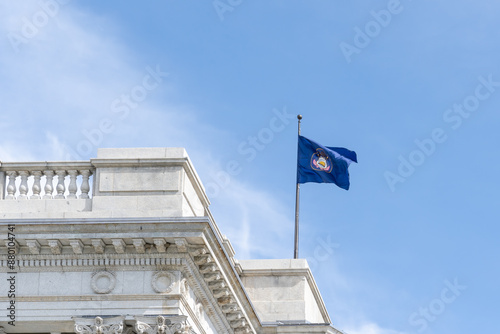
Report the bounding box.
[0,148,209,217]
[0,161,94,200]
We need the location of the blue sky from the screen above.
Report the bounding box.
[1,1,499,333]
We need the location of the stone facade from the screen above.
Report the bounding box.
[0,148,342,334]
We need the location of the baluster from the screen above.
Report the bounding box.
[18,171,29,200]
[67,170,78,199]
[79,170,92,199]
[31,171,42,199]
[55,170,67,199]
[6,171,18,199]
[43,170,54,199]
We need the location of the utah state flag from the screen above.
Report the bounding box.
[297,135,357,190]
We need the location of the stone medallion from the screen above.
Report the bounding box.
[91,271,116,294]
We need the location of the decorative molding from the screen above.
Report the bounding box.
[0,254,185,272]
[122,326,135,334]
[195,300,203,319]
[0,238,255,334]
[208,280,225,290]
[194,255,212,265]
[221,304,238,313]
[175,238,188,252]
[153,238,167,253]
[47,240,62,254]
[133,239,146,253]
[203,273,220,282]
[151,271,176,294]
[3,294,182,303]
[226,313,242,321]
[25,240,40,254]
[180,278,189,297]
[69,239,84,254]
[199,264,216,274]
[4,240,18,253]
[74,316,124,334]
[91,239,105,254]
[213,289,229,299]
[112,239,126,253]
[189,247,206,257]
[91,270,116,294]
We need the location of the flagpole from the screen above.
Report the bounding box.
[294,114,302,259]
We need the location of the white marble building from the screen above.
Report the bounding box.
[0,148,342,334]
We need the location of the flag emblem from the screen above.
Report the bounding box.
[311,149,332,173]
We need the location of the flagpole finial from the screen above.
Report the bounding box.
[297,114,302,120]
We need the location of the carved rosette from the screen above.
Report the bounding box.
[151,271,176,294]
[91,271,116,294]
[74,316,124,334]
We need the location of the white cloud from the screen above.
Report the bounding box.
[0,5,416,334]
[0,2,294,262]
[0,1,144,160]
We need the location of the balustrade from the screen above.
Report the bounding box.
[0,162,94,200]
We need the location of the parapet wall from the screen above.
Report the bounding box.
[0,148,209,219]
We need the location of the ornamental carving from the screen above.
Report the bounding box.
[151,271,176,294]
[91,271,116,294]
[180,278,188,297]
[134,315,190,334]
[74,316,124,334]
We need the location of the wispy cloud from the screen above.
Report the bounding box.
[0,5,409,334]
[0,2,294,262]
[0,1,145,160]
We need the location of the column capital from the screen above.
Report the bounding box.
[74,316,125,334]
[134,315,190,334]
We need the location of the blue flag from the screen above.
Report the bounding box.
[297,135,358,190]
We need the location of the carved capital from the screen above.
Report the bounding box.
[134,315,190,334]
[74,316,124,334]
